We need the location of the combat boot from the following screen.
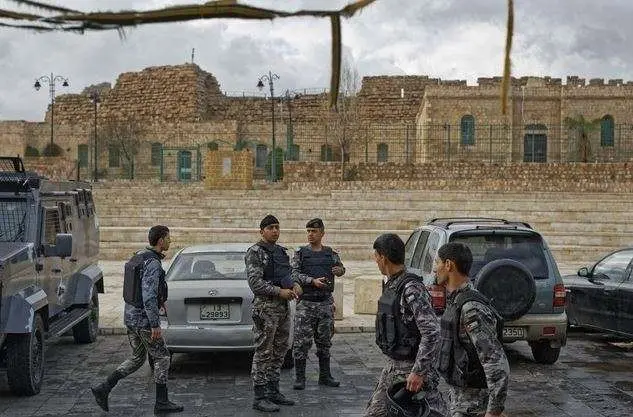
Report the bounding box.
[253,385,280,412]
[318,355,340,387]
[154,383,184,414]
[266,381,295,406]
[90,371,124,412]
[293,358,306,390]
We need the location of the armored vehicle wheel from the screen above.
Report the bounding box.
[73,286,99,344]
[475,259,536,321]
[6,313,45,396]
[530,341,561,364]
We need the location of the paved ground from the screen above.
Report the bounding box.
[1,330,633,417]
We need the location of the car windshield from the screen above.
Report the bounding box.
[167,251,247,281]
[0,199,28,242]
[450,232,550,279]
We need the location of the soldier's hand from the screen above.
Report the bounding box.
[405,372,424,393]
[293,283,303,297]
[279,288,297,300]
[151,327,162,341]
[313,277,327,288]
[332,266,344,276]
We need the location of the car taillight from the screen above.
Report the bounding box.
[553,283,566,307]
[427,284,446,311]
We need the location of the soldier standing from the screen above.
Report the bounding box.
[291,218,345,390]
[365,233,447,417]
[91,225,183,414]
[434,242,509,417]
[245,215,301,412]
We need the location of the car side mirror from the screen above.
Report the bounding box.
[44,233,73,258]
[577,267,589,277]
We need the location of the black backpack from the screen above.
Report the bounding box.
[454,289,504,343]
[123,250,161,308]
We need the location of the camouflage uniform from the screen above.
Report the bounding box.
[118,249,170,384]
[290,247,344,361]
[445,284,510,417]
[365,270,447,417]
[245,242,292,387]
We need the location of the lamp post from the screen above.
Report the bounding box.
[34,73,69,146]
[88,91,101,181]
[257,71,280,181]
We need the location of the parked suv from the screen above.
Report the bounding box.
[0,157,103,395]
[404,217,567,364]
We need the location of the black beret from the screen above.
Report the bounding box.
[306,218,324,229]
[260,214,279,229]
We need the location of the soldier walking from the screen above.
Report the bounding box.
[365,233,447,417]
[291,218,345,390]
[91,225,183,414]
[434,242,509,417]
[245,215,301,412]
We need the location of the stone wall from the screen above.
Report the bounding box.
[283,161,633,192]
[204,150,253,189]
[23,156,78,180]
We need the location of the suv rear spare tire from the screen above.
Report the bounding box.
[475,259,536,321]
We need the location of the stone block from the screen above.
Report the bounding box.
[354,275,384,315]
[334,279,344,321]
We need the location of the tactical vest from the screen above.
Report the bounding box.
[299,246,335,302]
[257,242,294,289]
[375,272,423,361]
[123,249,167,308]
[437,288,503,388]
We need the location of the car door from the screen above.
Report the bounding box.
[615,259,633,335]
[586,249,633,332]
[41,202,65,317]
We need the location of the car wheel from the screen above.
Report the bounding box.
[6,313,45,396]
[72,285,99,344]
[281,349,294,370]
[475,259,536,321]
[530,340,561,364]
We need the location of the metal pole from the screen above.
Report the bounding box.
[93,99,98,181]
[270,72,276,181]
[50,73,55,146]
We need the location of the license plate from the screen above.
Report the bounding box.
[200,304,230,320]
[503,327,525,339]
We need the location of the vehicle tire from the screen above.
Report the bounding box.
[530,341,561,364]
[475,259,536,321]
[72,286,99,344]
[6,313,45,396]
[281,349,294,370]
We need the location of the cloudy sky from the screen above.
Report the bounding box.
[0,0,630,121]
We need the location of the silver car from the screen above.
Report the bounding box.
[161,244,295,360]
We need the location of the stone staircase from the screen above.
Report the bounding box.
[93,182,633,268]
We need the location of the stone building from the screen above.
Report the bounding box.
[1,64,632,181]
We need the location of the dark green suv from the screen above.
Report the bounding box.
[404,218,567,364]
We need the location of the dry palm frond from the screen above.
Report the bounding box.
[0,0,376,108]
[501,0,514,115]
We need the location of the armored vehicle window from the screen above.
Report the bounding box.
[43,207,63,245]
[0,199,28,242]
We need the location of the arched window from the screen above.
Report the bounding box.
[377,143,388,162]
[207,141,219,151]
[78,144,89,167]
[601,115,614,147]
[320,144,334,161]
[108,146,120,167]
[255,144,268,168]
[460,115,475,145]
[150,142,162,166]
[523,124,548,163]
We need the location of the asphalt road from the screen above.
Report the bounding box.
[1,330,632,417]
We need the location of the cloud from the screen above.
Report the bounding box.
[1,0,633,120]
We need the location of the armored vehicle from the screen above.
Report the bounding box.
[0,157,103,395]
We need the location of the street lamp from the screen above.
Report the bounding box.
[34,73,69,146]
[88,91,101,181]
[257,71,280,181]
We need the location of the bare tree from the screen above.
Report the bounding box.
[327,54,361,180]
[99,117,144,179]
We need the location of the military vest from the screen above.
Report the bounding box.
[124,248,167,308]
[298,246,335,302]
[257,242,294,289]
[375,271,423,361]
[437,287,503,388]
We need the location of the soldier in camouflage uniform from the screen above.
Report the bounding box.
[290,218,345,390]
[246,215,301,412]
[365,233,447,417]
[91,225,183,415]
[434,242,509,417]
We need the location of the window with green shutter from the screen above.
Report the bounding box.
[601,115,614,147]
[460,115,475,145]
[78,144,89,167]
